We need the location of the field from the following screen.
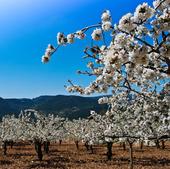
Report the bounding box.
[0,141,169,169]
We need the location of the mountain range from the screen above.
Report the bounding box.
[0,95,107,119]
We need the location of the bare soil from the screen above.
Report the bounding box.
[0,141,169,169]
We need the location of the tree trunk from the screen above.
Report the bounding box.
[90,145,94,154]
[43,141,50,154]
[75,141,79,150]
[84,141,89,151]
[106,142,113,161]
[161,140,165,149]
[59,139,62,145]
[123,142,126,151]
[35,142,38,153]
[155,140,160,149]
[34,141,43,161]
[2,141,7,155]
[10,141,14,149]
[140,141,143,150]
[129,142,134,169]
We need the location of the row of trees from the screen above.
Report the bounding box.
[0,110,65,160]
[0,102,169,167]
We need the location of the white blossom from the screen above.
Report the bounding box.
[67,34,75,44]
[41,44,55,63]
[91,28,102,40]
[98,97,109,104]
[57,32,67,45]
[102,21,112,31]
[101,10,111,22]
[134,3,154,22]
[118,13,135,32]
[76,30,86,39]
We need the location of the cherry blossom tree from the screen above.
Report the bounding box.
[64,119,86,150]
[19,109,65,160]
[0,115,21,155]
[41,1,170,168]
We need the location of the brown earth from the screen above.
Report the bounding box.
[0,141,169,169]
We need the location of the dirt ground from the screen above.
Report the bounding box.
[0,141,169,169]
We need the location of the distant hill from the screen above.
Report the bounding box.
[0,95,107,119]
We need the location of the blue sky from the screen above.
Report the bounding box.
[0,0,153,98]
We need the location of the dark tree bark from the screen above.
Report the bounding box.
[43,141,50,154]
[34,140,43,161]
[140,140,143,150]
[106,142,113,161]
[161,140,165,149]
[2,141,7,155]
[75,140,79,150]
[59,139,62,145]
[123,142,126,151]
[90,145,94,154]
[10,141,14,149]
[35,142,38,153]
[128,142,134,169]
[84,141,89,151]
[155,140,160,149]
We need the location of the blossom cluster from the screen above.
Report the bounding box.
[41,44,56,63]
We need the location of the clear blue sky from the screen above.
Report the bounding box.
[0,0,153,98]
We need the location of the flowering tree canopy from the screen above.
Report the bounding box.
[41,0,170,139]
[18,109,65,142]
[41,0,170,99]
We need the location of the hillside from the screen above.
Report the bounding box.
[0,95,107,119]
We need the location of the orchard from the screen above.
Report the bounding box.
[0,0,169,169]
